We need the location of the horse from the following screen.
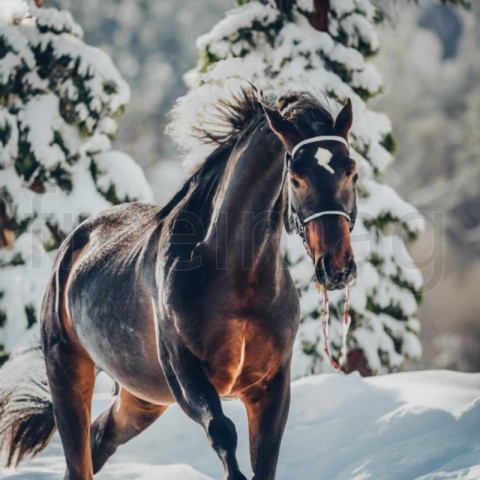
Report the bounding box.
[0,88,357,480]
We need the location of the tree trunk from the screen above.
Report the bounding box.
[309,0,330,32]
[0,201,14,249]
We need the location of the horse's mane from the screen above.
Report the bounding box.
[158,87,335,224]
[192,86,267,146]
[156,87,266,223]
[192,87,334,148]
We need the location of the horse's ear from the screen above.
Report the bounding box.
[334,98,353,140]
[261,103,300,150]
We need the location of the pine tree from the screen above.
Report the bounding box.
[0,1,152,363]
[169,0,425,376]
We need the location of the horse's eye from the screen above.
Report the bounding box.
[346,159,357,178]
[291,177,300,188]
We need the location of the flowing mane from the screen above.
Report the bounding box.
[193,87,335,149]
[158,87,267,224]
[193,87,266,146]
[159,87,336,224]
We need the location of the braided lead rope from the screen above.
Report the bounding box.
[321,284,351,371]
[284,137,353,370]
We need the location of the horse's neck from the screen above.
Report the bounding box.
[205,127,286,270]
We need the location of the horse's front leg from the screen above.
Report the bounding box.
[241,365,291,480]
[158,334,247,480]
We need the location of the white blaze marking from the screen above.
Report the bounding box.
[315,147,334,174]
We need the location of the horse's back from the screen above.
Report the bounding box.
[80,202,161,258]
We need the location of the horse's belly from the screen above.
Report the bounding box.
[90,343,175,405]
[71,299,175,405]
[105,364,175,406]
[96,339,175,405]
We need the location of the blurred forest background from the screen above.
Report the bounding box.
[48,0,479,371]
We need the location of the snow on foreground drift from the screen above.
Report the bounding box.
[2,370,480,480]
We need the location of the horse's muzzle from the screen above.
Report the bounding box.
[315,252,357,291]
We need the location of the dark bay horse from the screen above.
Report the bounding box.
[0,89,357,479]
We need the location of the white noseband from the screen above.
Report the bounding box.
[303,210,351,224]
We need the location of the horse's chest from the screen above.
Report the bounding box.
[201,321,282,397]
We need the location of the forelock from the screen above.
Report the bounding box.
[275,92,334,137]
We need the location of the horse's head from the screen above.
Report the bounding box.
[263,94,357,290]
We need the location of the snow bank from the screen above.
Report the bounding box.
[3,370,480,479]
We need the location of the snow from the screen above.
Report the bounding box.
[25,30,130,120]
[352,62,383,96]
[3,370,480,480]
[0,110,18,166]
[359,180,425,234]
[94,151,154,202]
[342,13,380,52]
[20,94,66,169]
[196,2,278,53]
[0,0,29,23]
[0,235,54,351]
[146,159,186,204]
[330,0,357,18]
[0,23,36,80]
[32,3,83,38]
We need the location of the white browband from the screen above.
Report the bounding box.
[287,135,352,227]
[290,135,350,158]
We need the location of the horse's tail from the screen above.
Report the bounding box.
[0,344,56,467]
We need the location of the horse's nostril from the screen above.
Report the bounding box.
[315,258,326,284]
[317,253,357,290]
[333,271,346,284]
[347,262,357,282]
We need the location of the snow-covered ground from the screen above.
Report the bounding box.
[2,370,480,480]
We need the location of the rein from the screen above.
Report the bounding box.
[285,135,353,370]
[319,284,351,370]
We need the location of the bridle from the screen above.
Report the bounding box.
[284,135,355,371]
[284,135,352,255]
